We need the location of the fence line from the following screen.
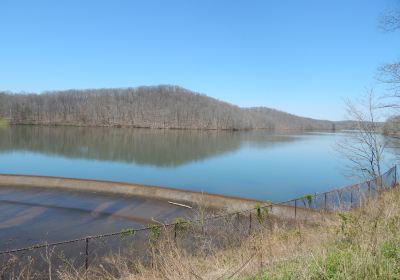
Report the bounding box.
[277,165,397,214]
[0,166,398,273]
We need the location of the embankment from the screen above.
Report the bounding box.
[0,174,320,220]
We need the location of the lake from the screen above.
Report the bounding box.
[0,126,397,202]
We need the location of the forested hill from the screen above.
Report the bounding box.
[0,85,337,130]
[384,116,400,136]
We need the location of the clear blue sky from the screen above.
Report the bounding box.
[1,0,399,120]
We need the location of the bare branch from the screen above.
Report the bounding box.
[337,91,385,179]
[379,10,400,32]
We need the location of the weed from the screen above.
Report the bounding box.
[302,194,313,208]
[173,217,190,234]
[119,228,136,241]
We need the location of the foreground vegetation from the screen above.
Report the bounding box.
[251,188,400,280]
[45,187,399,280]
[3,185,400,279]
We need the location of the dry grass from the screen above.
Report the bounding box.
[4,187,400,280]
[56,207,335,280]
[251,187,400,279]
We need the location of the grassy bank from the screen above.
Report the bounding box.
[79,187,400,280]
[249,187,400,280]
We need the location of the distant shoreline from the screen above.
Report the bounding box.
[0,85,355,131]
[4,122,344,132]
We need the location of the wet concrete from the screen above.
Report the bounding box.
[0,174,266,211]
[0,186,192,250]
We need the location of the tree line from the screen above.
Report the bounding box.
[0,85,339,131]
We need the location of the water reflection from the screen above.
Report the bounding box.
[3,126,396,201]
[0,126,297,167]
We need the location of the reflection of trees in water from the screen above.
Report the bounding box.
[0,126,297,167]
[384,136,400,164]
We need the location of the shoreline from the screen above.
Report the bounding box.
[3,122,342,132]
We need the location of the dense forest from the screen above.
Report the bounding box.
[0,85,342,130]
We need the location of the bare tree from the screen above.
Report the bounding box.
[378,62,400,101]
[379,8,400,32]
[378,4,400,98]
[376,4,400,135]
[337,91,385,179]
[0,86,339,131]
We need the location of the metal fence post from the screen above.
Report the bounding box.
[294,199,297,219]
[395,165,397,186]
[248,213,252,236]
[350,191,353,209]
[324,193,327,210]
[368,181,371,200]
[85,237,90,271]
[314,193,317,209]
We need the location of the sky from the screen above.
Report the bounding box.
[1,0,399,121]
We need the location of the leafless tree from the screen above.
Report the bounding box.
[337,91,385,179]
[376,4,400,137]
[378,62,400,102]
[379,8,400,32]
[378,4,400,98]
[0,85,341,131]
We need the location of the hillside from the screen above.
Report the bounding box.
[0,85,336,130]
[384,116,400,136]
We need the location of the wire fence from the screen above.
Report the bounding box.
[278,165,397,214]
[0,166,397,278]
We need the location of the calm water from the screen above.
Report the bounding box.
[0,126,396,201]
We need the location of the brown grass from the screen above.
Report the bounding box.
[4,187,400,279]
[55,206,335,279]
